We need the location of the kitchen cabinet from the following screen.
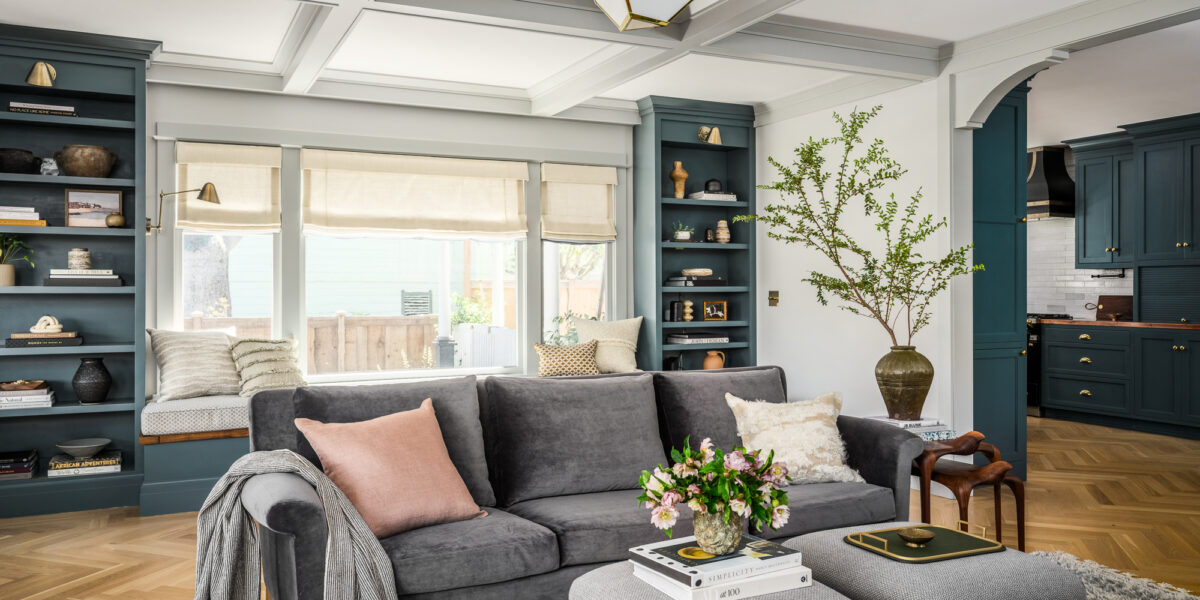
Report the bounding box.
[1065,133,1133,268]
[1122,114,1200,265]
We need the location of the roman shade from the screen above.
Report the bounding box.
[302,149,529,238]
[540,163,618,242]
[176,142,282,231]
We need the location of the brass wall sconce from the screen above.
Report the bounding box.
[26,61,56,87]
[147,183,219,234]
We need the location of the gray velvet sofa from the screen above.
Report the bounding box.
[241,366,924,600]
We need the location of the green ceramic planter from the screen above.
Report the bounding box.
[874,345,934,421]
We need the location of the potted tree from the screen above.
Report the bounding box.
[736,107,981,420]
[0,235,34,287]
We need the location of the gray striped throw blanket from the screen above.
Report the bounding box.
[194,449,398,600]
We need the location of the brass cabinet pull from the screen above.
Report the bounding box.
[1078,334,1091,340]
[1019,217,1027,223]
[1185,242,1193,248]
[1079,357,1092,363]
[1020,350,1027,356]
[1183,318,1190,323]
[1173,346,1180,351]
[1178,242,1184,248]
[1111,247,1119,252]
[1079,389,1092,397]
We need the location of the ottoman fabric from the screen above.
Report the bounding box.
[569,562,851,600]
[754,482,895,539]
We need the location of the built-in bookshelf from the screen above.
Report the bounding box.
[633,97,757,370]
[0,25,158,517]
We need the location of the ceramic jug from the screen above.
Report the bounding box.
[702,350,726,370]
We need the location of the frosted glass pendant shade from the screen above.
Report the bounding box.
[595,0,693,31]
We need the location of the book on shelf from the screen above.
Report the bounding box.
[666,275,725,282]
[663,280,727,287]
[0,471,34,481]
[47,464,121,478]
[0,219,47,227]
[8,107,78,117]
[42,277,123,287]
[49,269,114,276]
[0,391,56,404]
[866,416,944,429]
[49,450,120,471]
[686,191,739,202]
[629,534,805,590]
[8,101,76,116]
[0,205,36,212]
[0,395,55,410]
[5,337,84,348]
[916,429,956,442]
[0,449,38,465]
[666,331,730,344]
[48,273,119,279]
[632,562,811,600]
[10,331,78,339]
[0,211,40,220]
[0,463,36,475]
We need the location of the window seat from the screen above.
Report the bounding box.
[140,395,249,438]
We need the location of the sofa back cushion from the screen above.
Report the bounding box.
[483,373,665,506]
[653,366,787,452]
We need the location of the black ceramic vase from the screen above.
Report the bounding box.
[73,357,112,405]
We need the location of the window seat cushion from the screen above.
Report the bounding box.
[141,395,249,436]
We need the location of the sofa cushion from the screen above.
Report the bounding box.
[726,392,864,484]
[484,374,665,505]
[653,367,787,452]
[140,395,247,436]
[292,376,495,507]
[753,482,895,540]
[380,509,559,595]
[508,489,694,566]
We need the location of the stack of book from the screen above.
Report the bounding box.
[664,275,726,287]
[0,381,55,409]
[48,450,121,478]
[9,100,76,117]
[667,331,730,345]
[43,268,123,287]
[0,205,46,227]
[0,449,38,481]
[686,191,738,202]
[6,330,83,348]
[867,415,956,441]
[629,535,811,600]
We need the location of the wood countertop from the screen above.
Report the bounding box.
[1039,319,1200,331]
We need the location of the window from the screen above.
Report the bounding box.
[181,232,274,336]
[542,241,608,344]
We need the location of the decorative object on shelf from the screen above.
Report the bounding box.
[0,235,35,286]
[0,148,40,174]
[105,212,126,228]
[0,379,47,391]
[669,300,683,322]
[704,227,714,242]
[663,355,682,370]
[73,357,113,405]
[25,60,56,87]
[701,350,726,370]
[149,182,219,234]
[737,106,981,421]
[40,157,59,176]
[715,219,731,243]
[683,300,694,322]
[669,160,688,199]
[30,315,64,333]
[596,0,693,31]
[637,438,791,554]
[680,268,712,277]
[67,247,92,270]
[703,300,727,321]
[698,125,723,145]
[55,437,111,459]
[55,145,117,178]
[65,189,122,228]
[671,221,694,242]
[705,178,723,193]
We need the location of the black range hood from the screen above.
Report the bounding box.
[1026,145,1075,218]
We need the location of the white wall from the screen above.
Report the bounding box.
[755,80,947,418]
[1026,218,1132,319]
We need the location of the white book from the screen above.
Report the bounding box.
[630,535,804,589]
[0,401,53,409]
[50,269,114,275]
[686,192,738,201]
[666,337,730,345]
[47,465,121,477]
[867,416,944,429]
[48,274,119,279]
[0,205,36,212]
[0,392,56,404]
[0,211,39,220]
[632,562,812,600]
[10,101,75,112]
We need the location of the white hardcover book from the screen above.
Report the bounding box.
[9,101,76,112]
[49,269,115,275]
[0,401,52,409]
[0,205,36,212]
[867,416,944,429]
[0,392,56,404]
[46,464,121,477]
[630,535,804,589]
[632,563,812,600]
[686,192,738,201]
[0,211,40,220]
[48,274,119,279]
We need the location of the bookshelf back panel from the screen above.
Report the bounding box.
[0,124,135,180]
[1,88,135,121]
[0,181,135,228]
[3,235,134,284]
[0,411,136,473]
[0,295,136,344]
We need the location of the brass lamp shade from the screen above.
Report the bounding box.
[196,182,220,204]
[595,0,693,31]
[26,61,56,87]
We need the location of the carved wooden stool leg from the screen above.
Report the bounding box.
[1004,474,1026,551]
[955,486,971,532]
[993,482,1003,544]
[919,456,934,523]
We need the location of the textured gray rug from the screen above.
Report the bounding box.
[1033,551,1198,600]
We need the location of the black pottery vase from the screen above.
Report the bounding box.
[73,357,112,405]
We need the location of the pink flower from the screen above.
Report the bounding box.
[758,484,774,503]
[645,467,674,494]
[705,473,716,482]
[660,490,683,507]
[643,500,658,509]
[687,498,707,513]
[699,438,716,464]
[651,505,679,530]
[725,450,752,472]
[686,483,701,496]
[729,498,751,517]
[672,461,698,478]
[771,505,790,529]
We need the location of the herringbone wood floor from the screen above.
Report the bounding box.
[0,416,1197,599]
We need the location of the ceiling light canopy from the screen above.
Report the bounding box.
[595,0,693,31]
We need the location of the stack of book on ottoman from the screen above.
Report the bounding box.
[629,535,810,599]
[0,380,55,409]
[0,449,38,481]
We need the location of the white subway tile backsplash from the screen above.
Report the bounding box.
[1026,218,1133,319]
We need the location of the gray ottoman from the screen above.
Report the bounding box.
[786,522,1086,600]
[569,561,851,600]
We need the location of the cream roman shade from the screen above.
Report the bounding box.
[175,142,282,232]
[302,149,529,238]
[540,163,618,243]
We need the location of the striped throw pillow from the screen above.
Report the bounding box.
[147,329,242,402]
[229,338,307,397]
[534,340,600,377]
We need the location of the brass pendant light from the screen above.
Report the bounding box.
[595,0,693,31]
[26,61,56,87]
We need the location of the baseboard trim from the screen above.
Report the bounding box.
[139,477,218,516]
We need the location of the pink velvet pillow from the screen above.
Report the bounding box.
[294,398,486,538]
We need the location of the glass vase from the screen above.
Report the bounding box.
[693,510,744,555]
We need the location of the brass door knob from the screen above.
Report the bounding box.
[1079,334,1091,340]
[1020,350,1027,356]
[1019,217,1027,223]
[1079,390,1092,397]
[1185,242,1193,247]
[1079,357,1092,363]
[1111,247,1119,253]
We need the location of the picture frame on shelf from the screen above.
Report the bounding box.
[703,300,727,321]
[65,189,122,228]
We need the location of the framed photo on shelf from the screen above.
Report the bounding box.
[65,189,122,228]
[703,300,727,321]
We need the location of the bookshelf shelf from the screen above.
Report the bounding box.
[660,286,749,293]
[0,344,136,357]
[661,342,750,351]
[0,173,136,187]
[0,286,135,295]
[661,320,750,329]
[660,242,749,250]
[0,466,140,491]
[0,111,136,130]
[0,398,135,419]
[660,197,749,208]
[0,225,136,236]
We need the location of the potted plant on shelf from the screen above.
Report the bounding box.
[671,221,695,242]
[735,106,982,420]
[0,235,35,287]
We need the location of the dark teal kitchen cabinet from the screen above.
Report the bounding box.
[1182,331,1200,426]
[1131,331,1181,422]
[1122,114,1200,265]
[1065,133,1134,268]
[1138,265,1200,324]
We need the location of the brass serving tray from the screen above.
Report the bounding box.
[844,524,1005,563]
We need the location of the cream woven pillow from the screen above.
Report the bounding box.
[725,392,864,484]
[573,316,643,373]
[229,338,307,398]
[147,329,241,402]
[534,340,600,377]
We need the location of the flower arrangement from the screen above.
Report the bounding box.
[638,437,792,538]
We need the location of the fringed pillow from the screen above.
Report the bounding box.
[725,391,864,484]
[229,337,306,397]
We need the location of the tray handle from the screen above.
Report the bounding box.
[957,520,990,540]
[851,531,889,552]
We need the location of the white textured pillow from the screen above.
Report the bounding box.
[725,392,864,484]
[573,316,643,373]
[229,338,307,397]
[147,329,242,402]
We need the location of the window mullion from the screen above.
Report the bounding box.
[279,147,305,367]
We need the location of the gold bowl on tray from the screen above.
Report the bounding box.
[896,527,936,548]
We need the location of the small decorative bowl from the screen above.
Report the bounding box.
[56,437,111,459]
[896,527,935,548]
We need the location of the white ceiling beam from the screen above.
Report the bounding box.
[754,74,917,126]
[280,0,365,94]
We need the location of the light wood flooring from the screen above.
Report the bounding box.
[0,416,1197,599]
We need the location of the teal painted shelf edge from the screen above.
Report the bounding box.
[0,467,141,492]
[0,398,135,418]
[0,173,136,187]
[660,242,749,250]
[0,343,135,356]
[661,286,749,293]
[0,111,136,130]
[662,320,749,328]
[661,197,749,208]
[0,286,136,294]
[662,342,750,351]
[0,225,137,236]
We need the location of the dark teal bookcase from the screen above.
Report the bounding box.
[633,97,757,371]
[0,25,158,517]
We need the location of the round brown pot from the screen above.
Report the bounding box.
[874,345,934,421]
[0,148,39,174]
[54,145,117,178]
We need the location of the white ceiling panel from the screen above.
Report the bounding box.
[779,0,1092,43]
[0,0,299,62]
[328,11,622,89]
[601,54,847,105]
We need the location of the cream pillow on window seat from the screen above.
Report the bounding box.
[229,337,307,397]
[573,316,643,373]
[725,391,864,484]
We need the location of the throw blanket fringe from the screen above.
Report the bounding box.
[195,449,397,600]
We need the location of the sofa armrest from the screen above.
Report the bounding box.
[837,415,924,521]
[241,473,329,600]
